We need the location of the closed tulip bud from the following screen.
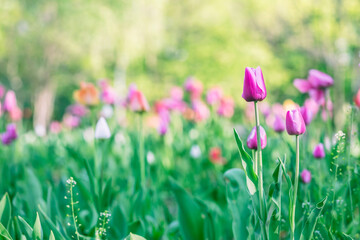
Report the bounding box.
[128,90,150,113]
[301,169,311,184]
[313,143,325,159]
[286,109,306,136]
[308,69,334,88]
[273,115,285,133]
[95,117,111,139]
[299,106,313,126]
[3,91,18,112]
[1,123,18,145]
[242,67,267,102]
[247,126,267,150]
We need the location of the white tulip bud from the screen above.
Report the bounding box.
[95,117,111,139]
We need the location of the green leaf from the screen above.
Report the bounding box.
[169,179,205,240]
[38,207,68,240]
[224,169,251,240]
[49,231,55,240]
[233,129,258,194]
[300,196,328,240]
[0,222,12,240]
[0,193,12,229]
[101,178,113,210]
[17,216,33,239]
[110,205,127,239]
[32,212,42,240]
[124,233,146,240]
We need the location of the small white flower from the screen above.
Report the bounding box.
[34,125,46,137]
[95,117,111,139]
[147,151,155,165]
[190,145,201,159]
[101,105,114,119]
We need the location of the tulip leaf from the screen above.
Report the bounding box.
[124,233,146,240]
[300,196,328,240]
[224,168,251,240]
[0,222,12,240]
[32,212,42,240]
[49,231,55,240]
[38,206,68,240]
[0,193,12,229]
[169,179,205,240]
[17,216,33,239]
[233,129,258,191]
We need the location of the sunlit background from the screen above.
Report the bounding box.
[1,0,359,128]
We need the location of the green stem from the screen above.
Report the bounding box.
[252,150,257,174]
[291,135,300,240]
[138,114,145,189]
[346,107,354,221]
[69,182,80,240]
[254,101,267,240]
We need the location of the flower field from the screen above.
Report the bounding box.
[0,67,360,240]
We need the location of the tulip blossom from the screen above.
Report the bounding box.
[99,79,117,105]
[206,87,223,105]
[286,109,306,136]
[63,114,80,129]
[190,145,201,159]
[128,89,150,113]
[73,82,99,106]
[192,100,210,122]
[301,169,312,184]
[242,66,267,102]
[354,89,360,108]
[247,126,267,150]
[304,98,319,116]
[3,91,18,112]
[184,77,203,99]
[313,143,325,159]
[299,106,313,126]
[217,96,234,118]
[95,117,111,139]
[170,86,184,101]
[67,104,89,117]
[273,115,285,133]
[1,123,18,145]
[50,121,62,134]
[209,147,224,165]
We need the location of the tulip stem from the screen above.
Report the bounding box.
[138,114,145,189]
[291,135,300,240]
[254,101,267,240]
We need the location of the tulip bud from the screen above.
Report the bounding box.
[354,89,360,108]
[286,109,306,136]
[247,126,267,150]
[301,169,311,184]
[95,117,111,139]
[313,143,325,159]
[1,123,18,145]
[128,90,150,113]
[273,115,285,133]
[308,69,334,88]
[3,91,18,112]
[299,106,313,126]
[242,67,267,102]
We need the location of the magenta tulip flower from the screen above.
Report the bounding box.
[286,109,306,136]
[273,115,285,133]
[308,69,334,88]
[299,106,313,126]
[247,125,267,150]
[128,90,150,113]
[1,123,18,145]
[313,143,325,159]
[242,67,267,102]
[301,169,312,184]
[3,91,18,112]
[206,87,223,105]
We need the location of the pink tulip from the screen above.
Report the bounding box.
[209,147,225,165]
[301,169,312,184]
[192,100,210,122]
[157,115,169,135]
[99,79,117,104]
[67,104,89,117]
[3,91,18,112]
[308,69,334,88]
[242,67,267,102]
[313,143,325,159]
[63,114,80,129]
[128,90,150,113]
[304,98,319,116]
[247,126,267,150]
[286,109,306,136]
[273,115,285,133]
[300,106,313,126]
[9,107,22,121]
[217,97,234,118]
[50,121,62,134]
[184,77,203,99]
[355,89,360,108]
[206,87,223,105]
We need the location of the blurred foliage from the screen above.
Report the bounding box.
[0,0,360,117]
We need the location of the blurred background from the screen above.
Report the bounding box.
[0,0,359,128]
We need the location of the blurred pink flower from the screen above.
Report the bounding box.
[209,147,225,165]
[259,102,271,117]
[301,169,312,184]
[1,123,18,145]
[63,114,80,129]
[184,77,203,99]
[3,91,18,112]
[206,87,223,105]
[99,79,117,104]
[217,96,234,118]
[67,104,89,117]
[300,106,313,126]
[50,121,62,134]
[9,107,22,121]
[273,115,285,133]
[355,89,360,108]
[304,98,319,116]
[170,86,184,101]
[158,113,169,136]
[128,89,150,113]
[192,100,210,122]
[313,143,325,159]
